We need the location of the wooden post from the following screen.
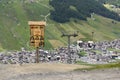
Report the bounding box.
[36,47,39,63]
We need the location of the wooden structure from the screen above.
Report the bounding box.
[28,21,46,63]
[28,21,46,47]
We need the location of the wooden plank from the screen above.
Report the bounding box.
[28,21,46,26]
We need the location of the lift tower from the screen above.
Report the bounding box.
[61,31,78,64]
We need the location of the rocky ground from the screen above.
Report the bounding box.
[0,63,120,80]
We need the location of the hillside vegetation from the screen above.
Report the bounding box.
[98,0,120,6]
[50,0,120,23]
[0,0,120,50]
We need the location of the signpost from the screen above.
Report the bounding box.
[28,21,46,63]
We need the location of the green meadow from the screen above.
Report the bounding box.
[0,0,120,50]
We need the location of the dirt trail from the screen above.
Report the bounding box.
[0,63,120,80]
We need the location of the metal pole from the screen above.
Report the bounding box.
[68,36,71,64]
[61,32,78,64]
[92,32,94,41]
[36,47,39,63]
[68,36,70,53]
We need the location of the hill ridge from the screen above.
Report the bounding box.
[0,0,120,50]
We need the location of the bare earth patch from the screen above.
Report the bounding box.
[0,63,120,80]
[49,40,65,48]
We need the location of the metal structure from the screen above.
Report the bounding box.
[92,31,94,41]
[61,31,78,64]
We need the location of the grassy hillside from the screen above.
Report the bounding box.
[50,0,120,22]
[98,0,120,6]
[0,0,120,50]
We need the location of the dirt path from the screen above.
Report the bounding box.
[0,63,120,80]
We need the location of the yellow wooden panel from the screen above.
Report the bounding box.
[28,21,46,47]
[30,39,44,47]
[28,21,46,26]
[30,29,41,35]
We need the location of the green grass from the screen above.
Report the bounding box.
[91,50,102,54]
[75,62,120,71]
[108,48,120,52]
[0,0,120,50]
[78,51,87,57]
[76,61,95,66]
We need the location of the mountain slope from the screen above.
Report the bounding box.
[98,0,120,6]
[50,0,120,23]
[0,0,120,50]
